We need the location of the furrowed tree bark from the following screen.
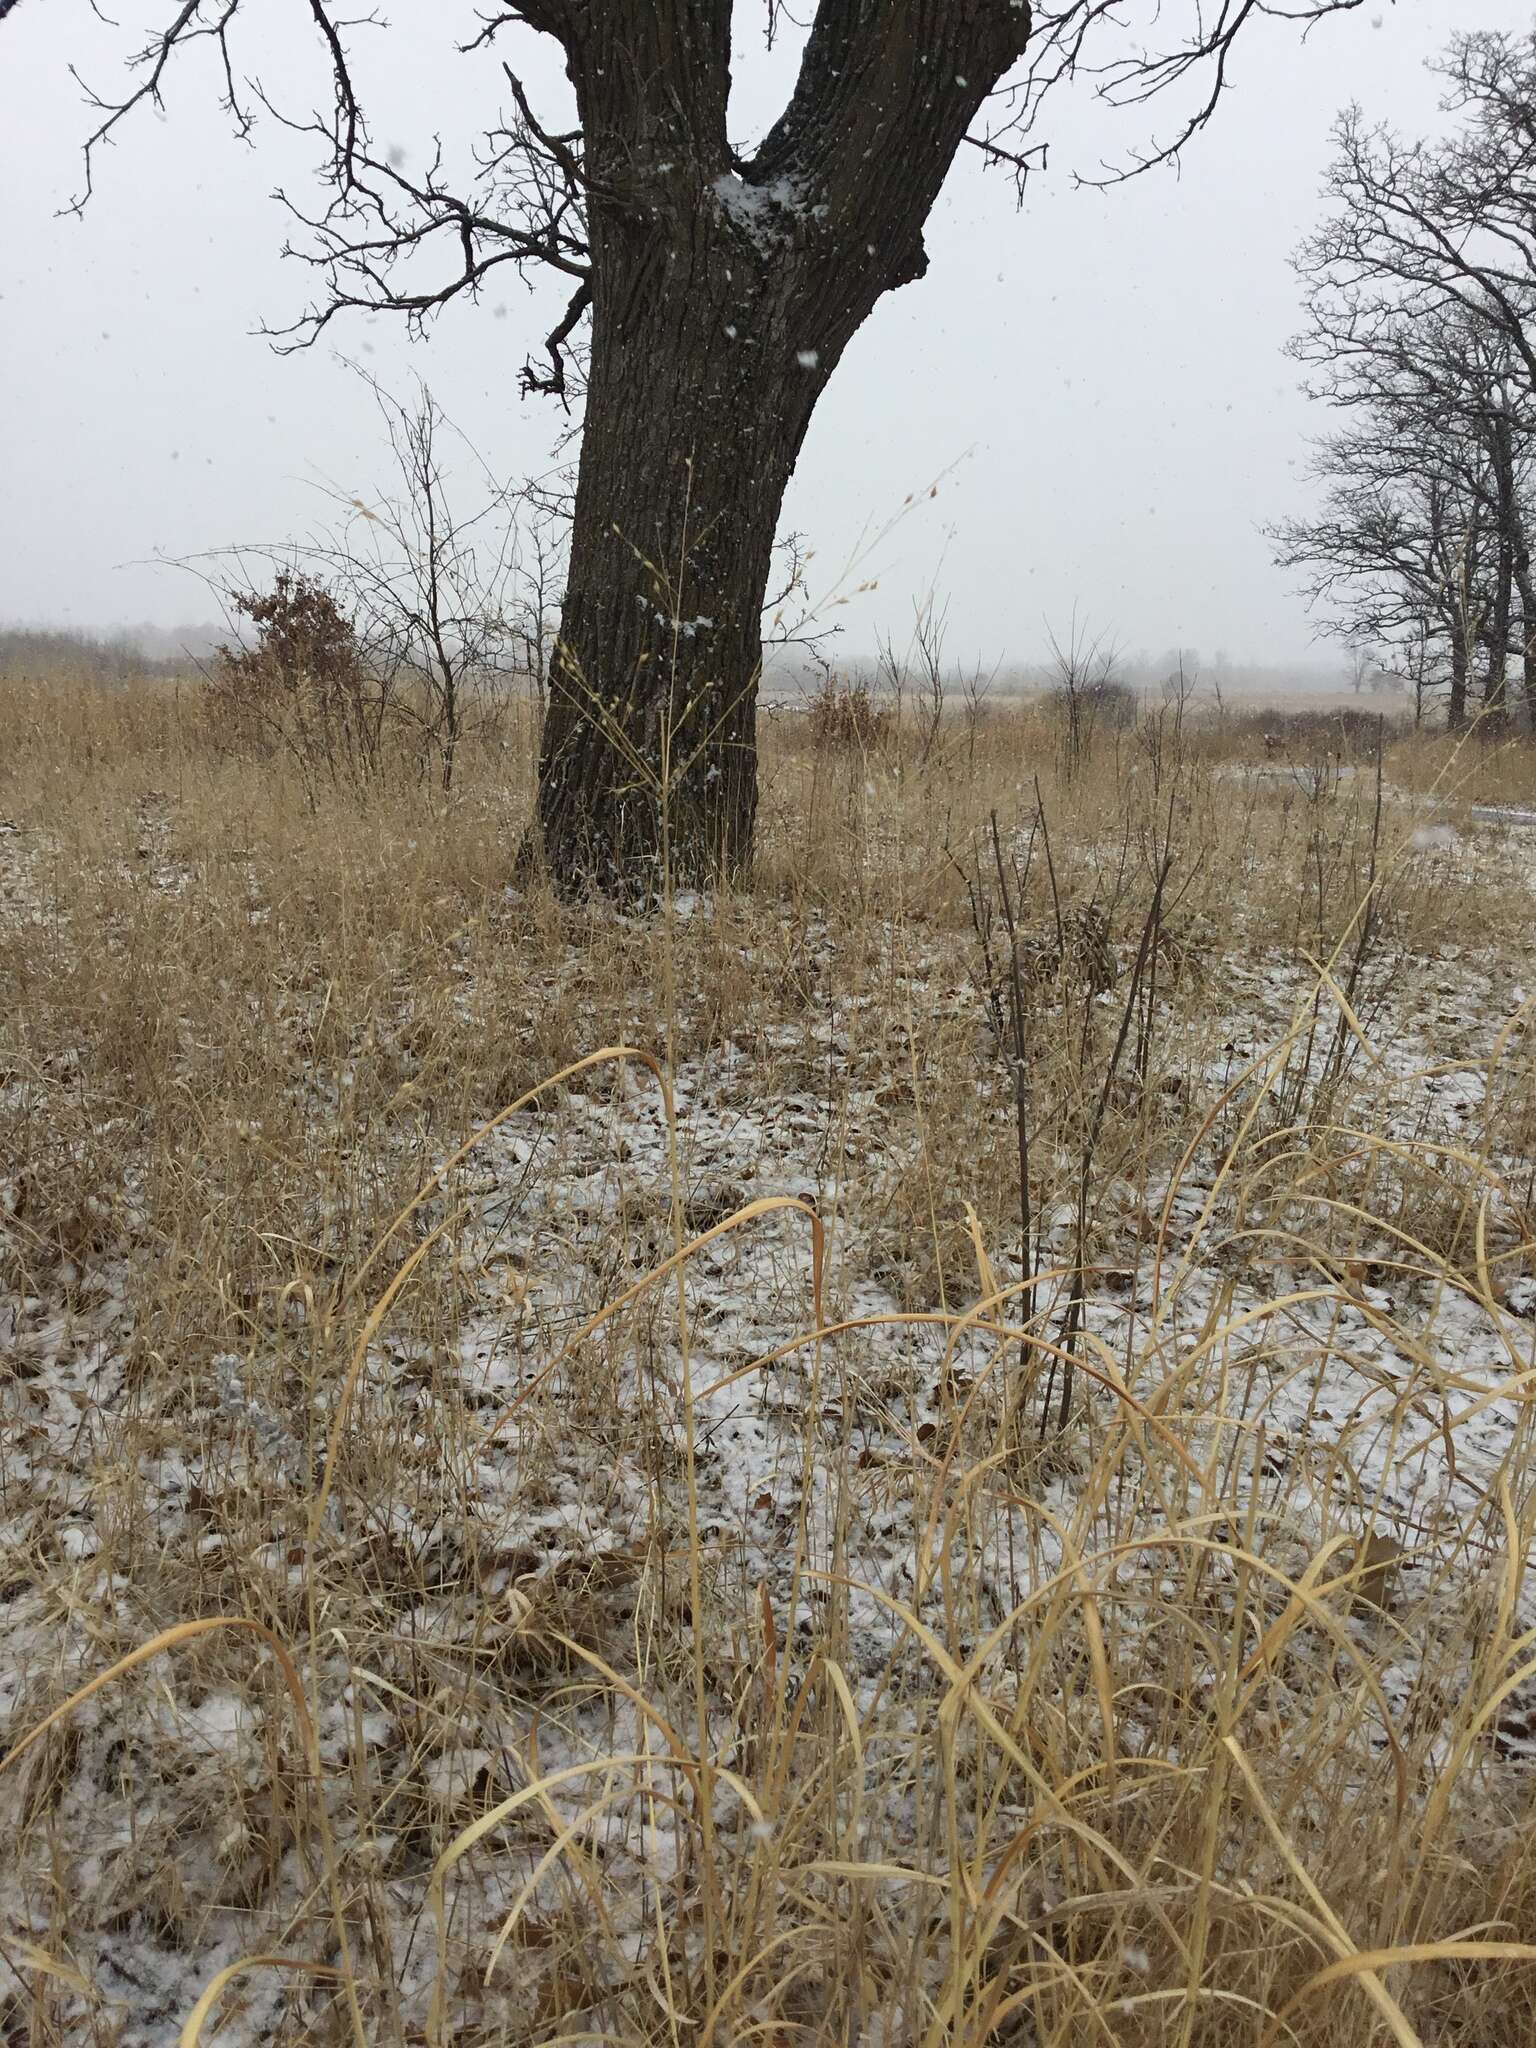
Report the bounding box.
[534,236,835,892]
[534,0,1033,896]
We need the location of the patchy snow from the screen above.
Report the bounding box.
[6,804,1536,2037]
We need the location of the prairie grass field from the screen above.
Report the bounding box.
[8,665,1536,2044]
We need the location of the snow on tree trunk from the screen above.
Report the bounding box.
[535,196,837,893]
[531,0,1031,896]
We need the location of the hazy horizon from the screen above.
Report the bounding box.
[0,613,1384,701]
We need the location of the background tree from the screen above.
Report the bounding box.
[24,0,1367,894]
[1268,321,1515,731]
[1277,28,1536,733]
[1308,31,1536,393]
[1275,35,1536,737]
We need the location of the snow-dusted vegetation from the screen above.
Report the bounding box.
[6,672,1536,2044]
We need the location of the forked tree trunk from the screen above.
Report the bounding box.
[531,0,1033,897]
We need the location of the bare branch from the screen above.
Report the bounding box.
[29,0,1376,403]
[520,279,592,403]
[1015,0,1374,188]
[462,2,583,51]
[67,0,241,213]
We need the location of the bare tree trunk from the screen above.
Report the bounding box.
[1484,504,1513,728]
[1486,415,1517,730]
[532,0,1032,896]
[1409,627,1428,729]
[535,261,831,891]
[1513,534,1536,732]
[1449,632,1469,731]
[1484,562,1512,728]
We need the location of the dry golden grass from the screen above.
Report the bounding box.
[4,666,1536,2045]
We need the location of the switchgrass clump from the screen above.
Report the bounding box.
[3,665,1536,2044]
[802,667,891,753]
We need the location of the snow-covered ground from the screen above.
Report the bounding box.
[5,793,1536,2042]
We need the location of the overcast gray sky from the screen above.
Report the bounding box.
[3,1,1529,666]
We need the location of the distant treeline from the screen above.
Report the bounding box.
[5,621,1354,705]
[0,624,223,682]
[764,648,1358,704]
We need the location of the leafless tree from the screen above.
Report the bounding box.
[1302,34,1536,397]
[339,371,532,790]
[495,465,574,729]
[1044,613,1130,780]
[1268,416,1488,731]
[1343,642,1374,694]
[877,598,953,771]
[1282,31,1536,730]
[1278,73,1536,738]
[200,370,535,791]
[19,0,1370,893]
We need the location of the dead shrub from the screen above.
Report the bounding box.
[206,572,389,799]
